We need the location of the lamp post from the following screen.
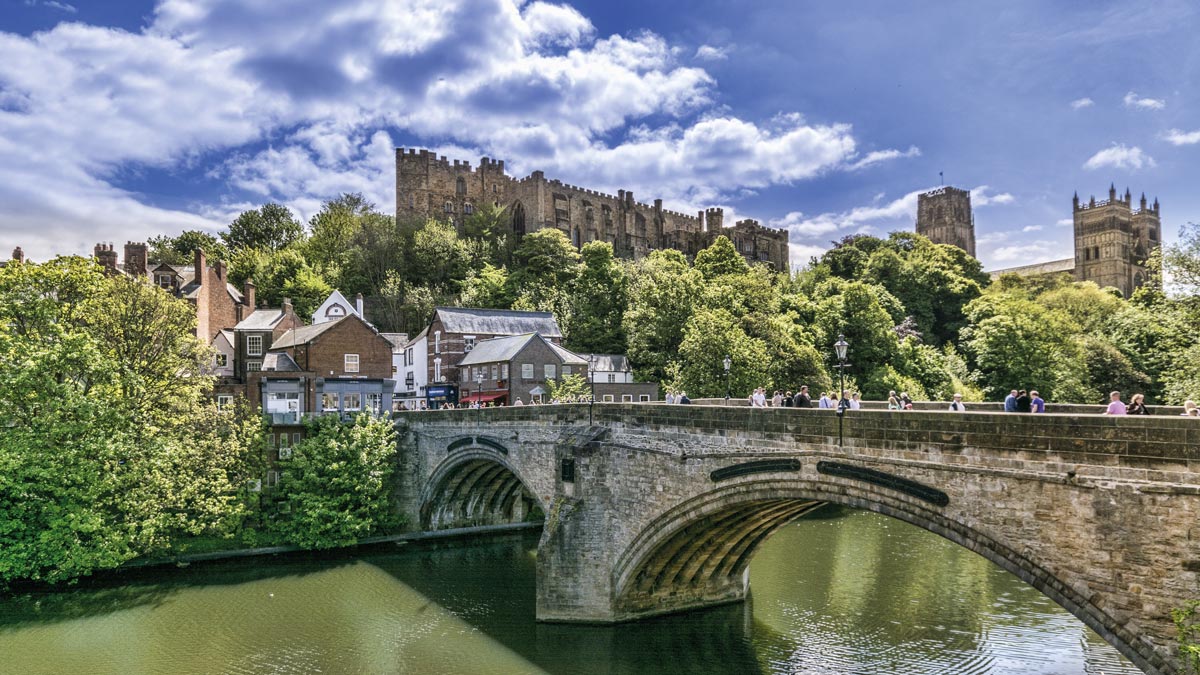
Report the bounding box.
[723,354,732,405]
[589,354,596,425]
[475,372,483,410]
[834,335,850,447]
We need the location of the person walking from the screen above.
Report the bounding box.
[900,392,914,410]
[678,391,691,404]
[1015,390,1032,413]
[1004,390,1018,412]
[838,391,851,412]
[887,390,900,410]
[783,391,794,408]
[772,390,784,407]
[665,391,675,405]
[752,388,767,408]
[949,393,966,412]
[1127,393,1149,415]
[1030,390,1045,413]
[1183,400,1198,416]
[818,392,831,409]
[794,386,812,408]
[850,392,862,410]
[1105,391,1127,415]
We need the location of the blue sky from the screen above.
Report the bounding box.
[2,0,1198,269]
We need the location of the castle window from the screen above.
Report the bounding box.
[408,196,414,208]
[1094,246,1101,259]
[464,203,474,215]
[1149,228,1157,241]
[492,185,498,194]
[456,176,466,197]
[444,201,453,214]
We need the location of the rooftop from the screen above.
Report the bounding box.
[434,306,562,338]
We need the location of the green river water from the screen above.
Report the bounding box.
[0,507,1139,674]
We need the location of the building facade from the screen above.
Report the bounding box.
[915,186,976,257]
[584,354,659,402]
[458,333,588,405]
[1071,186,1161,298]
[395,148,789,270]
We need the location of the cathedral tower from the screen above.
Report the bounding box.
[1072,186,1160,297]
[915,186,976,257]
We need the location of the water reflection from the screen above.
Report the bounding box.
[0,508,1139,675]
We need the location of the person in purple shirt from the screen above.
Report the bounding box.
[1030,390,1045,413]
[1105,391,1127,415]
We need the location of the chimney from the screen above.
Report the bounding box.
[282,297,293,316]
[12,247,24,264]
[355,292,364,318]
[94,243,118,273]
[123,241,147,277]
[243,278,256,310]
[193,247,206,288]
[214,260,226,281]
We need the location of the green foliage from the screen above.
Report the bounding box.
[960,294,1084,401]
[1173,600,1200,674]
[623,249,703,384]
[268,414,398,549]
[148,230,228,265]
[222,203,305,253]
[410,219,473,294]
[673,308,770,398]
[0,258,265,584]
[694,235,749,279]
[461,263,513,309]
[547,373,589,401]
[566,241,628,355]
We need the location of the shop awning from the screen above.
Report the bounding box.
[461,392,507,403]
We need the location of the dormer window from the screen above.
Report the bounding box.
[464,335,476,352]
[155,273,174,289]
[326,304,346,318]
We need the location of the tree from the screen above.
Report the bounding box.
[148,230,228,265]
[548,373,589,401]
[461,264,513,310]
[812,281,901,385]
[672,308,770,398]
[960,295,1084,401]
[269,414,397,549]
[566,242,628,355]
[694,235,750,280]
[222,203,304,253]
[304,193,373,285]
[409,219,473,294]
[623,250,703,384]
[507,228,581,291]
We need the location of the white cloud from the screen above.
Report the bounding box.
[1056,218,1073,226]
[1070,97,1094,110]
[976,232,1009,246]
[970,186,1014,206]
[694,44,728,61]
[991,242,1058,264]
[1083,143,1156,171]
[789,243,827,268]
[1021,225,1043,233]
[0,0,914,260]
[1123,91,1165,110]
[24,0,77,13]
[845,145,921,171]
[1163,128,1200,146]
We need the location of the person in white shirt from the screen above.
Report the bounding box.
[948,393,966,412]
[752,388,767,407]
[514,398,524,406]
[849,392,861,410]
[665,391,675,405]
[818,393,831,409]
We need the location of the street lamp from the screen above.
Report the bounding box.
[723,354,732,404]
[589,354,597,425]
[475,371,484,409]
[833,334,850,447]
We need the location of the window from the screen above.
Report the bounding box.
[434,331,441,354]
[408,195,415,208]
[456,176,466,196]
[501,364,509,380]
[247,360,262,372]
[434,357,442,382]
[603,394,614,402]
[322,392,339,411]
[639,395,650,402]
[622,394,633,402]
[544,364,556,379]
[215,353,228,368]
[464,203,474,215]
[405,373,414,387]
[406,347,413,365]
[563,365,571,376]
[247,335,263,356]
[268,433,276,448]
[279,433,290,448]
[216,394,233,410]
[155,274,173,289]
[522,363,534,379]
[345,354,360,373]
[366,393,382,414]
[462,369,470,382]
[464,336,476,352]
[265,471,279,489]
[608,373,616,383]
[444,201,453,213]
[292,432,301,445]
[344,393,361,410]
[491,364,498,380]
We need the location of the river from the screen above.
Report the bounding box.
[0,506,1139,674]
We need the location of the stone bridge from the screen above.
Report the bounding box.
[393,404,1200,675]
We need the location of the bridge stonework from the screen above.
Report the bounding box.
[394,404,1200,675]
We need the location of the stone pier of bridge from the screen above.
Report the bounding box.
[394,404,1200,675]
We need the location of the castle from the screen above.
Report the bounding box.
[918,184,1160,298]
[394,148,790,270]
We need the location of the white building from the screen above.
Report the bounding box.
[398,326,429,409]
[312,290,365,325]
[210,329,236,378]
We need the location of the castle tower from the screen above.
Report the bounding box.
[915,186,976,257]
[1072,187,1160,297]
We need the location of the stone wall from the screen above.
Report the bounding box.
[396,404,1200,674]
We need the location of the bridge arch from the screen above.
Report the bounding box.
[612,478,1158,675]
[420,447,545,531]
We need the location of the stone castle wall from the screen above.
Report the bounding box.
[395,148,789,270]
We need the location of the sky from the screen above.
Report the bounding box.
[2,0,1199,270]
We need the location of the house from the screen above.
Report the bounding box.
[93,242,254,341]
[380,332,408,399]
[582,354,659,402]
[457,333,587,405]
[312,289,366,325]
[399,307,564,408]
[231,299,304,380]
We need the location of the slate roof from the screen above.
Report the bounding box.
[234,309,289,331]
[433,307,562,338]
[261,352,302,372]
[270,318,345,349]
[987,258,1075,279]
[459,333,587,366]
[381,333,409,350]
[582,354,629,372]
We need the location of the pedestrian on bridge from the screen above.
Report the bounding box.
[1030,390,1045,413]
[1004,390,1018,412]
[1016,390,1032,413]
[949,393,966,412]
[794,386,812,408]
[1105,391,1127,415]
[1127,393,1149,415]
